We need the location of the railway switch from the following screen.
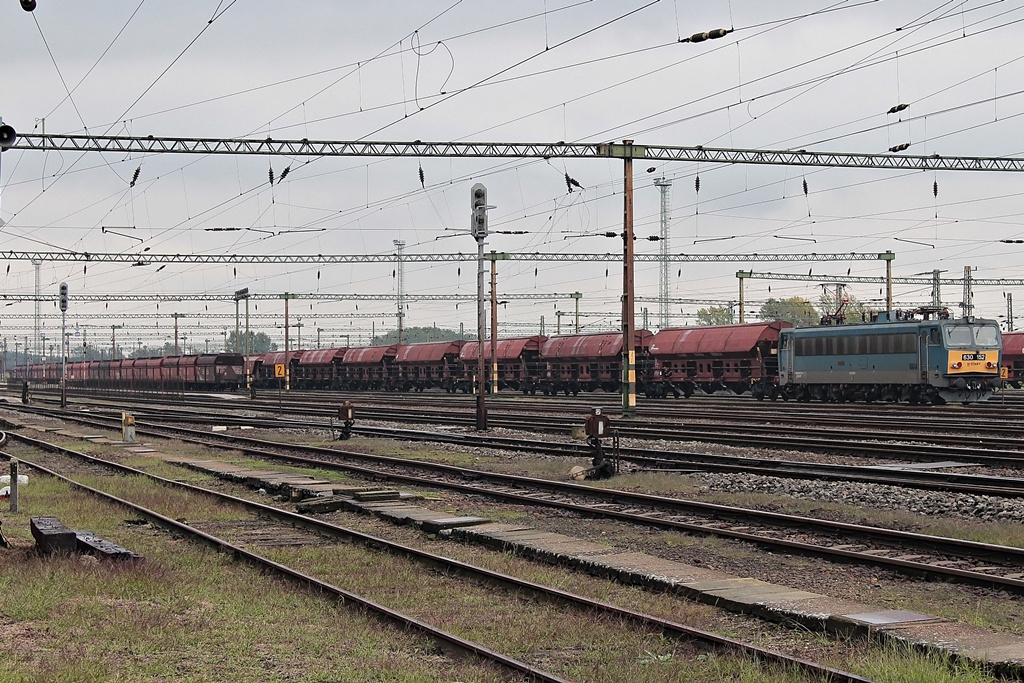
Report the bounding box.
[582,408,618,480]
[334,401,355,440]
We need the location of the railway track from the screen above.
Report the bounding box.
[10,404,1024,597]
[0,428,873,683]
[13,394,1024,497]
[18,387,1024,467]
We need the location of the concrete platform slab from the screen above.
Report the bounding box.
[421,516,490,532]
[844,610,939,626]
[593,553,728,583]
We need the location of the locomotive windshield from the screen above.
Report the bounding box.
[943,323,1001,348]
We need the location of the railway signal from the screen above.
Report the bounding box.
[470,183,488,238]
[59,282,68,407]
[471,183,491,430]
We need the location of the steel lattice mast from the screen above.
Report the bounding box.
[10,134,1024,171]
[0,250,894,264]
[654,177,672,329]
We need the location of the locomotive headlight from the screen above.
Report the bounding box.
[950,361,962,369]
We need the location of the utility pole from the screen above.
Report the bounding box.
[1007,292,1014,331]
[737,271,748,323]
[394,240,405,344]
[962,266,975,318]
[59,282,68,408]
[881,251,895,313]
[619,140,637,418]
[487,252,508,394]
[172,313,183,354]
[571,292,582,333]
[281,293,297,390]
[111,325,122,359]
[234,287,249,353]
[654,176,672,330]
[32,257,41,360]
[471,184,491,430]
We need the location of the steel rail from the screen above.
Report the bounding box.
[17,391,1024,496]
[1,436,568,683]
[14,406,1024,596]
[1,431,872,683]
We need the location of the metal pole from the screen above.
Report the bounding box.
[654,176,672,329]
[476,231,487,428]
[173,314,180,355]
[574,292,581,333]
[490,253,498,395]
[1008,293,1014,331]
[621,140,636,418]
[394,240,405,345]
[60,310,67,408]
[245,297,250,389]
[235,298,240,353]
[284,294,290,391]
[738,272,746,324]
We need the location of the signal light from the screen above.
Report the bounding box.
[21,0,36,11]
[59,282,68,313]
[470,183,488,237]
[0,123,16,150]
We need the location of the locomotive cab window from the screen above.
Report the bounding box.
[975,324,1000,347]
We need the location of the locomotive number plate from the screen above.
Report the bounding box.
[961,353,986,361]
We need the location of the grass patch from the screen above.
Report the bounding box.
[0,475,517,682]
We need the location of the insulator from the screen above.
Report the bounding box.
[802,178,808,196]
[458,267,461,277]
[278,166,290,184]
[933,180,938,198]
[695,175,700,193]
[707,28,729,39]
[268,167,274,185]
[603,231,618,238]
[887,103,909,114]
[5,264,8,275]
[418,165,425,188]
[233,267,237,277]
[83,265,86,275]
[889,143,910,153]
[690,31,709,42]
[130,166,141,188]
[317,270,321,280]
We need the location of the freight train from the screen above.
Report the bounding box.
[8,314,1005,404]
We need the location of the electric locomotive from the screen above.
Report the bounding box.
[778,309,1001,404]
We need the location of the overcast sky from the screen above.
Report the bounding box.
[2,0,1024,353]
